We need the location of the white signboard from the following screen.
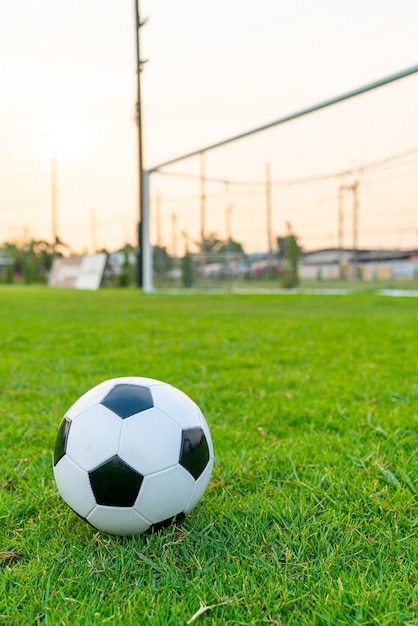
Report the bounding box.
[49,254,107,290]
[48,257,82,288]
[76,254,107,290]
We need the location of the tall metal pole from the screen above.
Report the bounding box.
[200,152,206,268]
[225,182,233,284]
[266,162,273,269]
[225,182,232,244]
[156,190,162,248]
[134,0,146,287]
[142,169,153,292]
[171,213,178,259]
[51,145,58,254]
[352,181,359,279]
[200,152,206,248]
[90,208,97,253]
[340,182,360,280]
[338,185,344,277]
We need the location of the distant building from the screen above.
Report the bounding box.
[299,248,418,281]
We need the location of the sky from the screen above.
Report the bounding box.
[0,0,417,254]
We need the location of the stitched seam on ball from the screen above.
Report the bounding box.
[184,485,196,512]
[117,419,124,458]
[65,455,96,517]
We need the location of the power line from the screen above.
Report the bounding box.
[153,145,418,188]
[279,146,418,185]
[150,64,418,172]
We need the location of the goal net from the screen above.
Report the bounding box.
[147,71,418,290]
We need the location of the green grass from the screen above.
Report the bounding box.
[155,276,418,293]
[0,286,416,625]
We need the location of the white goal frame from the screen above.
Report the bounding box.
[142,64,418,293]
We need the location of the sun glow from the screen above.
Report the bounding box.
[38,114,95,160]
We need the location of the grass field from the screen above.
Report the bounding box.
[0,286,416,625]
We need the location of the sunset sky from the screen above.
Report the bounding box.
[1,0,417,254]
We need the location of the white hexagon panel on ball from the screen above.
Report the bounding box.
[65,405,122,472]
[134,465,195,524]
[87,505,151,536]
[151,383,202,430]
[119,408,182,475]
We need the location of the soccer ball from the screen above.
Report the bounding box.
[53,377,214,536]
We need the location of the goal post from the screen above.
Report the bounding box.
[142,169,153,293]
[142,64,418,292]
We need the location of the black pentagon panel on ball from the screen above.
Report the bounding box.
[180,427,210,480]
[100,384,153,418]
[53,417,72,466]
[89,456,144,507]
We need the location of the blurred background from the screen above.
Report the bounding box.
[0,0,417,287]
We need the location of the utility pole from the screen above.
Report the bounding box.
[51,146,58,255]
[154,191,164,276]
[171,213,178,260]
[225,181,233,284]
[200,152,206,253]
[225,182,233,245]
[199,152,207,270]
[338,181,359,280]
[42,131,58,255]
[338,186,344,276]
[156,191,162,248]
[266,162,273,272]
[181,230,190,254]
[90,209,97,253]
[352,181,359,279]
[121,214,127,247]
[134,0,147,287]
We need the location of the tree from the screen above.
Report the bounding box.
[195,232,223,254]
[0,237,71,284]
[181,251,194,288]
[118,244,135,287]
[153,245,172,276]
[216,238,245,256]
[277,223,301,288]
